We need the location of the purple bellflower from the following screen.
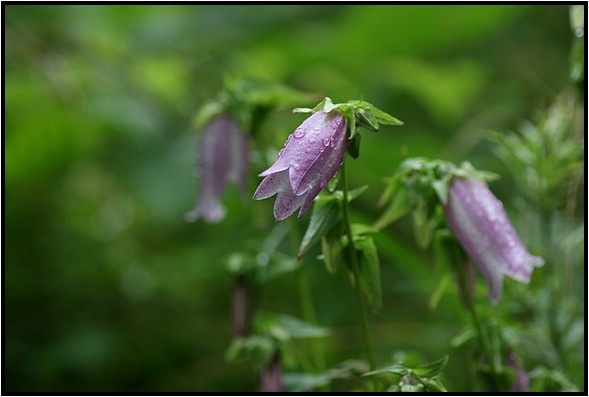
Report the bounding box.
[186,115,250,223]
[444,177,544,304]
[253,110,347,221]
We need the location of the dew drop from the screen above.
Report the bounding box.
[319,147,325,153]
[293,129,306,138]
[322,138,330,146]
[575,28,584,38]
[293,164,301,171]
[298,142,303,146]
[330,138,336,148]
[278,148,284,156]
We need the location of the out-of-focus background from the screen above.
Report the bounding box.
[5,5,584,392]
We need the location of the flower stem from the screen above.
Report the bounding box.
[340,161,377,378]
[288,219,327,378]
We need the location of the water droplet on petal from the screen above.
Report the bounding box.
[298,142,303,146]
[323,138,330,146]
[293,164,301,171]
[319,147,325,153]
[278,148,284,156]
[575,28,584,38]
[293,129,306,138]
[330,138,336,148]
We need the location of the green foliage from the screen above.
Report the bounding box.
[365,355,449,392]
[294,96,403,140]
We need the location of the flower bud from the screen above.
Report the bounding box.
[253,111,347,221]
[444,177,544,304]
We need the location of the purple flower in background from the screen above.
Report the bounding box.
[444,177,544,304]
[186,116,250,223]
[253,111,347,221]
[260,352,283,392]
[507,351,530,392]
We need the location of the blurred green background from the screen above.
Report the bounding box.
[5,5,583,392]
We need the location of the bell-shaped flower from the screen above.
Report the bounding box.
[444,177,544,304]
[253,110,347,221]
[186,115,250,223]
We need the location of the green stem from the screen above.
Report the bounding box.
[467,301,500,391]
[288,219,327,378]
[340,161,377,376]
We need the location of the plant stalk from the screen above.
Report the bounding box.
[340,161,378,379]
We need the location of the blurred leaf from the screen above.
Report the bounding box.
[412,355,449,378]
[275,315,329,339]
[374,186,411,230]
[321,227,343,274]
[298,195,341,259]
[354,237,382,312]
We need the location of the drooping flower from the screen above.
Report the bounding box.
[253,110,348,221]
[186,115,250,223]
[444,177,544,304]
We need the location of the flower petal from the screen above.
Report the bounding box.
[253,169,289,200]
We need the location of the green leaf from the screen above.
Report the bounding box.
[347,185,369,201]
[422,377,448,392]
[428,272,452,311]
[432,176,451,205]
[298,196,342,259]
[356,108,379,131]
[355,237,382,312]
[374,186,411,230]
[369,105,404,126]
[275,315,330,339]
[292,107,314,113]
[225,335,274,366]
[192,99,226,128]
[346,132,361,159]
[322,96,338,112]
[412,355,449,378]
[364,362,407,377]
[321,230,343,274]
[351,223,379,237]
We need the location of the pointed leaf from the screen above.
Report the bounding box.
[276,315,330,339]
[412,355,449,378]
[364,362,407,377]
[298,196,342,259]
[374,186,411,229]
[351,223,379,237]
